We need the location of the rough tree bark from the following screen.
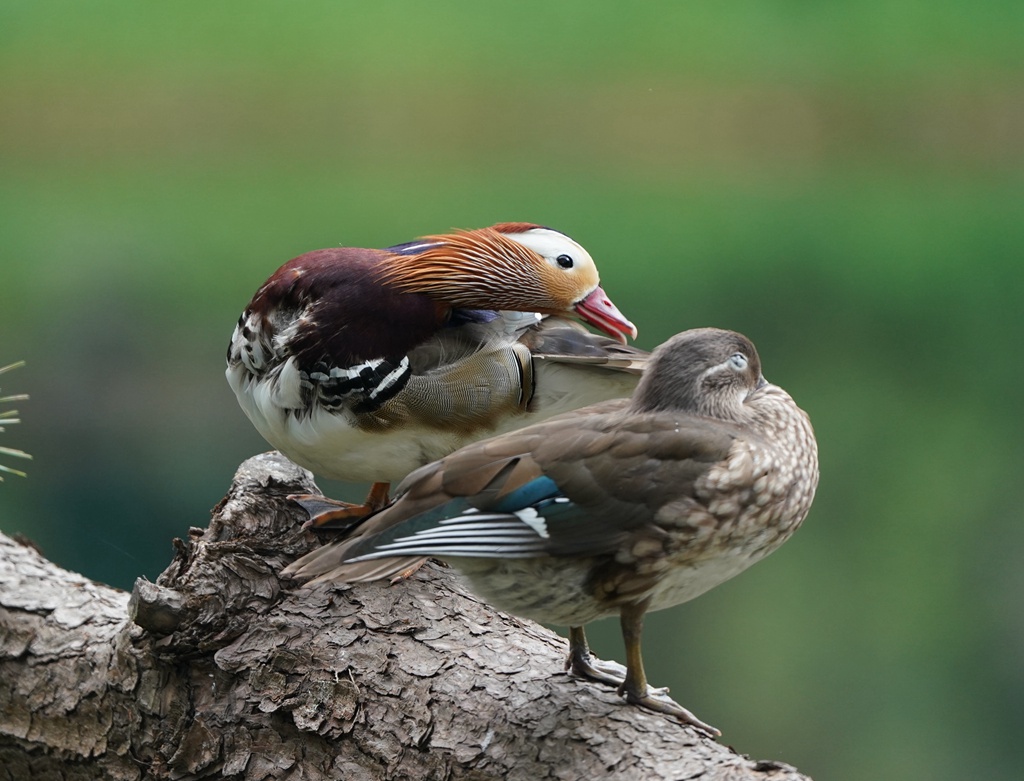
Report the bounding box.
[0,452,812,781]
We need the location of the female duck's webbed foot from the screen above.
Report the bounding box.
[566,621,719,737]
[620,685,720,738]
[618,601,721,738]
[565,626,629,687]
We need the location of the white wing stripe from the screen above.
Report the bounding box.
[351,545,542,561]
[351,511,552,560]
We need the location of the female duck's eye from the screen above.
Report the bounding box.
[728,352,748,371]
[556,254,574,269]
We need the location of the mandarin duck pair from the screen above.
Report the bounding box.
[228,223,819,736]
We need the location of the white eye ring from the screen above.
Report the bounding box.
[728,352,748,371]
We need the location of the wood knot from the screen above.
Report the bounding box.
[128,577,191,635]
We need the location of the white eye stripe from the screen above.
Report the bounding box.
[504,228,595,272]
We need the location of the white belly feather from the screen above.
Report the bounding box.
[228,361,468,483]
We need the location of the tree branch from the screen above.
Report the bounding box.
[0,452,811,780]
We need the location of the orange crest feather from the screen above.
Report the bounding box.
[379,227,588,313]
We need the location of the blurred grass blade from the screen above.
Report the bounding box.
[1,361,30,480]
[0,361,26,375]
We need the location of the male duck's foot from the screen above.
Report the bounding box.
[291,482,391,529]
[388,559,429,584]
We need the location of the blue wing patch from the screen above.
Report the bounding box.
[490,475,562,512]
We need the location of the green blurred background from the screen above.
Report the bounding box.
[2,2,1022,778]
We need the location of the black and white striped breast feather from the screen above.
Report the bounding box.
[227,310,412,416]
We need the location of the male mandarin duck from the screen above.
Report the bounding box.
[226,222,643,522]
[283,328,819,736]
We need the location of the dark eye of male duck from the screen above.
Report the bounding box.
[226,223,644,524]
[283,327,820,737]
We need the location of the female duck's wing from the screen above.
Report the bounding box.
[283,408,737,584]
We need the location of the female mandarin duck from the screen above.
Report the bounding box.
[227,223,642,522]
[283,328,819,737]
